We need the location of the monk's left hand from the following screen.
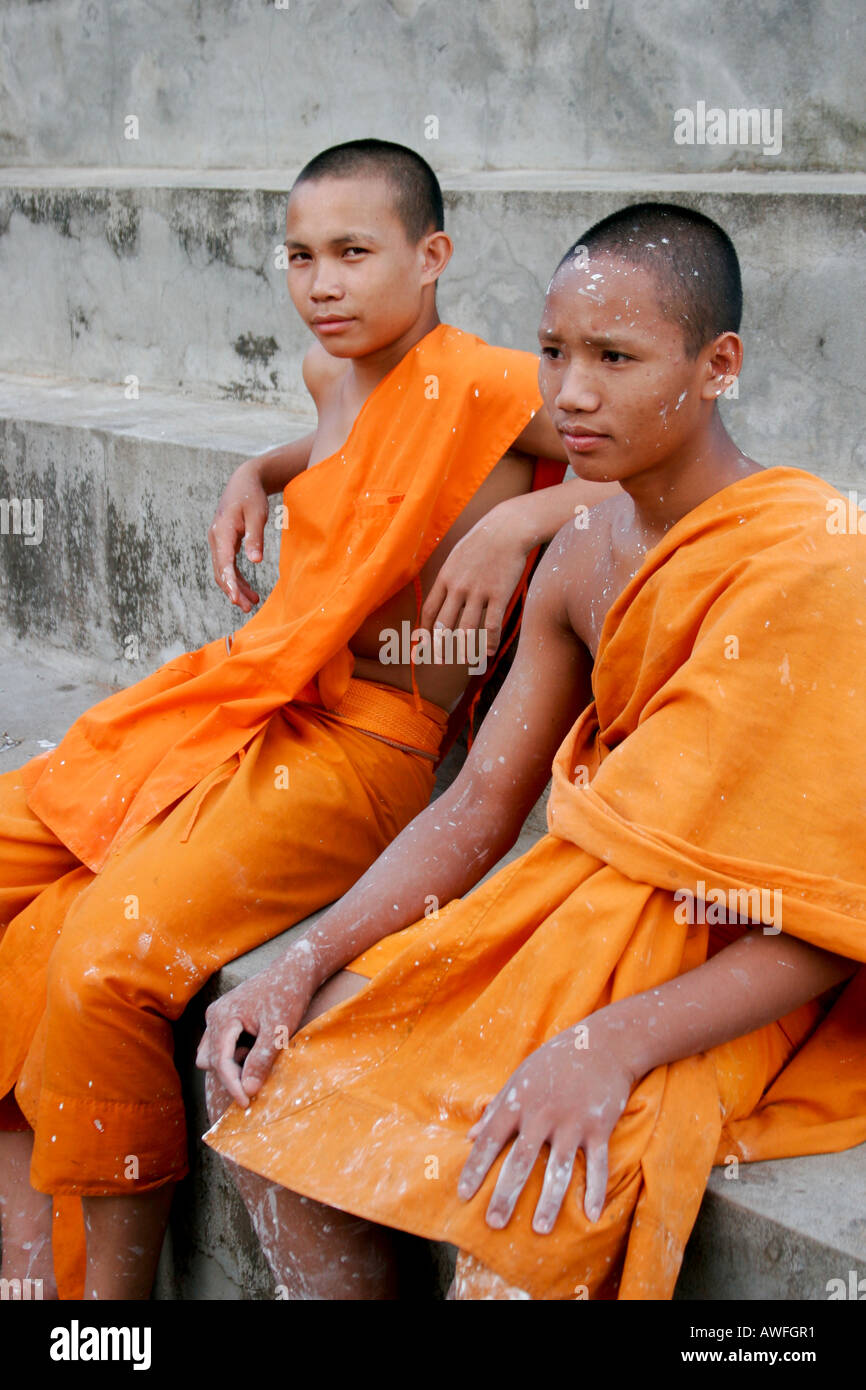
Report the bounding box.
[420,502,533,656]
[457,1025,636,1233]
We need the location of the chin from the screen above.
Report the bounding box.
[568,454,618,483]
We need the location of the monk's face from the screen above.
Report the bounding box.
[537,253,714,484]
[284,175,437,356]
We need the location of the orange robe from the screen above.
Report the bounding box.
[23,323,552,874]
[206,466,866,1300]
[0,323,560,1297]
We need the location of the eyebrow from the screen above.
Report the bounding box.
[283,232,379,250]
[537,326,641,347]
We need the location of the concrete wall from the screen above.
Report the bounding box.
[1,180,864,484]
[1,0,862,173]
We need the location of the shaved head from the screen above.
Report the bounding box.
[292,139,444,244]
[557,202,743,358]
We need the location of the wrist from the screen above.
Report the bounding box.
[488,493,539,554]
[576,1002,659,1085]
[252,448,289,495]
[281,933,330,992]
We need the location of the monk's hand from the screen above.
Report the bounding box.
[195,947,319,1107]
[457,1024,637,1234]
[420,500,535,659]
[208,457,269,612]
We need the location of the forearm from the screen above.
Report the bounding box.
[251,431,316,493]
[588,928,858,1081]
[298,780,515,988]
[497,476,620,552]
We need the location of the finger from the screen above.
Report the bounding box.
[217,560,241,604]
[484,1131,545,1229]
[210,524,243,601]
[466,1098,497,1142]
[458,1100,515,1200]
[481,593,509,655]
[456,595,485,635]
[419,576,448,630]
[429,590,467,637]
[215,1018,252,1107]
[242,513,266,564]
[240,1029,280,1097]
[583,1134,610,1224]
[233,573,260,609]
[457,1135,505,1202]
[194,1026,211,1071]
[532,1134,578,1235]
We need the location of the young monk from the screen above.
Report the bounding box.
[0,139,615,1301]
[201,202,866,1301]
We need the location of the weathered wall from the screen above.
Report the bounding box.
[1,0,862,172]
[1,181,863,484]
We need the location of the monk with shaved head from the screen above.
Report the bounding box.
[202,202,866,1300]
[0,140,617,1300]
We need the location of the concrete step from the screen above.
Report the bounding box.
[2,1,861,174]
[0,177,864,487]
[0,373,311,679]
[676,1144,866,1301]
[3,645,864,1300]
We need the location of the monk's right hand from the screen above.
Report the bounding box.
[208,458,270,612]
[196,949,319,1107]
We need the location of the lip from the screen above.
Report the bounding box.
[311,316,355,333]
[559,426,609,453]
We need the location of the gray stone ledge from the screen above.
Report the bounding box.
[2,168,866,195]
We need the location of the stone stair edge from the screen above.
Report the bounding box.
[2,167,865,195]
[0,371,315,451]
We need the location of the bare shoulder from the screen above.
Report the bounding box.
[302,342,349,405]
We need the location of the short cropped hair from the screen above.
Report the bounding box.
[292,139,444,243]
[558,202,743,357]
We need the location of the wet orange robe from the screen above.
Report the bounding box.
[0,323,558,1297]
[207,466,866,1300]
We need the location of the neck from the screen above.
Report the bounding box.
[623,412,760,542]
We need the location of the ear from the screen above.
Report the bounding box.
[701,331,744,402]
[420,231,453,286]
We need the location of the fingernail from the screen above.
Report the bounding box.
[487,1212,506,1229]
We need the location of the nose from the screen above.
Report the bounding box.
[554,362,601,415]
[309,257,345,302]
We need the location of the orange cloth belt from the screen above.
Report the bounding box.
[296,678,448,762]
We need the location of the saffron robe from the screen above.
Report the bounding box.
[0,323,561,1298]
[206,466,866,1300]
[24,323,554,874]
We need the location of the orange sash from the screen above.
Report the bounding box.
[26,325,550,872]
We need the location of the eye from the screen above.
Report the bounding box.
[288,251,311,264]
[344,246,369,258]
[601,349,630,363]
[540,345,562,360]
